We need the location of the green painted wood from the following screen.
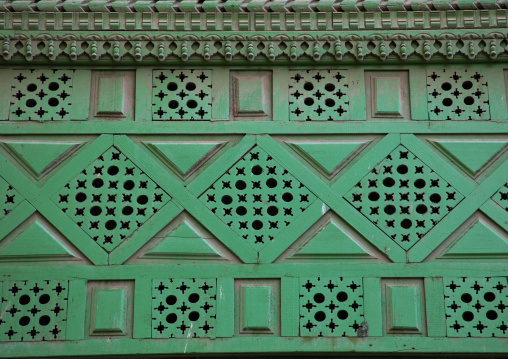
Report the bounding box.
[424,277,446,337]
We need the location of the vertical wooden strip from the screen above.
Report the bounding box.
[71,70,91,121]
[273,68,289,121]
[347,68,366,121]
[485,67,508,121]
[133,278,152,338]
[363,277,383,336]
[66,279,87,340]
[216,277,234,337]
[135,68,153,121]
[409,68,429,120]
[212,68,229,120]
[0,69,12,120]
[281,277,299,336]
[425,277,446,337]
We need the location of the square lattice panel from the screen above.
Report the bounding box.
[299,277,364,337]
[0,280,69,342]
[444,277,507,337]
[152,278,217,338]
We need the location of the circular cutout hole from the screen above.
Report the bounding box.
[314,311,326,322]
[167,82,178,91]
[123,180,135,190]
[416,204,428,214]
[221,195,232,205]
[486,310,498,320]
[252,220,263,230]
[383,177,395,187]
[105,220,117,231]
[464,96,475,106]
[188,311,200,321]
[267,206,279,216]
[462,311,474,322]
[19,316,30,326]
[92,178,104,188]
[461,293,473,303]
[166,295,177,305]
[187,100,198,109]
[401,218,412,229]
[236,206,247,216]
[168,100,179,109]
[48,82,59,91]
[304,97,314,106]
[337,291,348,302]
[282,193,293,202]
[186,82,196,91]
[235,180,247,190]
[166,313,177,323]
[107,166,119,175]
[27,83,37,92]
[303,82,314,91]
[48,97,59,107]
[324,98,335,107]
[26,99,36,108]
[90,206,102,216]
[441,82,452,91]
[19,294,30,305]
[266,178,277,188]
[484,292,496,302]
[430,193,442,203]
[368,192,380,201]
[122,206,133,216]
[384,205,396,215]
[39,315,51,326]
[251,165,263,175]
[39,294,50,305]
[397,165,408,174]
[188,293,200,303]
[324,83,335,92]
[75,192,86,202]
[442,98,453,107]
[314,293,325,304]
[137,195,149,205]
[414,179,426,189]
[462,81,473,90]
[337,310,349,320]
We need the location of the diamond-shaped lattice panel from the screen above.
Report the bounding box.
[0,176,24,220]
[53,146,171,252]
[9,69,74,121]
[444,277,508,337]
[152,278,216,338]
[426,69,490,121]
[289,70,349,121]
[200,146,317,250]
[492,181,508,212]
[152,70,212,120]
[0,280,69,342]
[344,145,464,249]
[299,277,364,337]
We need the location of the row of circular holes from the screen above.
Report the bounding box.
[300,82,340,108]
[440,81,477,107]
[24,82,63,108]
[17,294,53,327]
[165,293,201,324]
[166,82,200,110]
[460,291,500,322]
[312,292,351,322]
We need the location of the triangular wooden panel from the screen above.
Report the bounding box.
[430,139,507,177]
[2,141,83,179]
[438,217,508,259]
[286,140,370,178]
[277,212,388,262]
[144,141,225,179]
[130,213,239,262]
[0,214,86,262]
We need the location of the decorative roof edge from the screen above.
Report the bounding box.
[0,0,506,13]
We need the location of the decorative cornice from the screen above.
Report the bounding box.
[0,0,506,13]
[1,32,506,63]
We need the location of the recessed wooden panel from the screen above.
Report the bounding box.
[230,71,272,121]
[365,71,409,120]
[90,71,135,120]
